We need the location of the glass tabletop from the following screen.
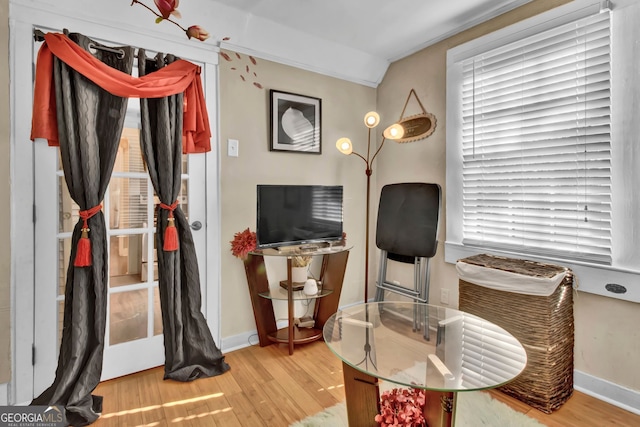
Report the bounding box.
[259,287,333,301]
[323,302,527,393]
[249,244,352,257]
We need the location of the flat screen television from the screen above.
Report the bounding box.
[256,185,343,249]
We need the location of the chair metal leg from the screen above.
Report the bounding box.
[375,251,432,340]
[374,250,388,303]
[422,257,431,340]
[413,259,421,331]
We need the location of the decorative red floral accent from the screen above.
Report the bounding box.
[375,388,426,427]
[187,25,210,41]
[230,228,257,259]
[131,1,263,87]
[154,0,181,19]
[131,0,211,43]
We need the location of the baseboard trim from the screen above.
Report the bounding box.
[221,320,289,354]
[220,302,364,354]
[221,330,257,354]
[0,383,8,406]
[574,370,640,415]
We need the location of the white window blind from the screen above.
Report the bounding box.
[460,11,611,264]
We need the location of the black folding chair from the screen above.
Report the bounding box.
[374,183,442,340]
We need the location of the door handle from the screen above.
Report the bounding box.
[190,221,203,231]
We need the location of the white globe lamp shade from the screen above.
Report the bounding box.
[336,137,353,155]
[364,111,380,128]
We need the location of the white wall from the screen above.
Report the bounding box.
[218,52,377,339]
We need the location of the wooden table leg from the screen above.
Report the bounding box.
[342,362,380,427]
[424,390,456,427]
[243,255,277,347]
[287,257,294,355]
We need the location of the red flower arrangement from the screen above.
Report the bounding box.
[375,388,426,427]
[230,228,257,260]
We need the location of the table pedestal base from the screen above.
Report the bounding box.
[342,362,457,427]
[424,390,455,427]
[342,362,380,427]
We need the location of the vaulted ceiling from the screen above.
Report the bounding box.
[211,0,533,87]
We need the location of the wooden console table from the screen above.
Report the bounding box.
[243,246,350,355]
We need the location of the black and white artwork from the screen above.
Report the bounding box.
[270,90,321,154]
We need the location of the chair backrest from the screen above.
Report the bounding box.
[375,182,441,259]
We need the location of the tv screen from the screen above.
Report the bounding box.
[256,185,343,249]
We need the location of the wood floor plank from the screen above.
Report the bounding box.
[136,369,166,426]
[117,375,144,427]
[223,349,266,391]
[285,344,345,401]
[90,341,640,427]
[523,391,639,427]
[244,381,292,426]
[257,356,326,416]
[224,391,269,427]
[260,379,308,425]
[157,376,209,426]
[230,346,275,384]
[94,378,120,427]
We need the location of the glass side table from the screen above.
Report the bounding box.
[243,244,352,355]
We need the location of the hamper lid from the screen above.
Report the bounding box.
[456,254,571,296]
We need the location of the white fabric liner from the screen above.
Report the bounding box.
[456,261,567,296]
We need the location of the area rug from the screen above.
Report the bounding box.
[290,391,545,427]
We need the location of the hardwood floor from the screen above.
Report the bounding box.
[93,341,639,427]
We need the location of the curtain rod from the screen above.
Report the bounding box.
[32,28,167,62]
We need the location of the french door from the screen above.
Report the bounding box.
[31,43,209,394]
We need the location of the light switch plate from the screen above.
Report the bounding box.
[228,139,239,157]
[440,289,450,305]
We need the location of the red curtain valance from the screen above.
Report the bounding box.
[31,33,211,154]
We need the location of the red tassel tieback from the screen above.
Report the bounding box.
[159,200,180,252]
[74,204,103,267]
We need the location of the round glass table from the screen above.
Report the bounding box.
[323,302,527,426]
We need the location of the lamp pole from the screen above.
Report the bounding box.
[365,154,372,303]
[349,128,383,303]
[336,113,404,303]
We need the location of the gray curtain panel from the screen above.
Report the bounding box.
[138,50,230,381]
[31,33,133,426]
[32,34,229,426]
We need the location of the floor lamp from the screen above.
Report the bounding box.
[336,112,404,302]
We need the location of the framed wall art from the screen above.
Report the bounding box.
[270,89,322,154]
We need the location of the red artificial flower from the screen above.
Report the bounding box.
[154,0,181,19]
[375,388,426,427]
[186,25,210,41]
[230,228,257,260]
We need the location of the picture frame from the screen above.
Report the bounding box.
[270,89,322,154]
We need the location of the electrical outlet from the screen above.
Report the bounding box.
[440,289,450,305]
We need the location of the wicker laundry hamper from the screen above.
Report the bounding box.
[457,254,574,413]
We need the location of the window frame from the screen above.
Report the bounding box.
[445,0,640,303]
